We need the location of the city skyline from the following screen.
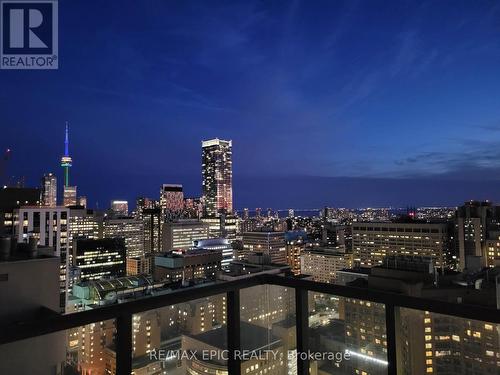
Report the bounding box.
[2,1,500,208]
[3,127,500,210]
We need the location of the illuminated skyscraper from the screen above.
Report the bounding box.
[60,123,77,206]
[160,184,184,220]
[202,138,233,217]
[41,173,57,207]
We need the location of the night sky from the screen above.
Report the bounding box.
[2,1,500,209]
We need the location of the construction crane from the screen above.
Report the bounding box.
[0,148,12,187]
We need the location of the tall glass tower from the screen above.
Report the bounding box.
[202,138,233,217]
[41,173,57,207]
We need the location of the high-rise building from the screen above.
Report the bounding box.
[134,197,155,218]
[103,217,144,258]
[143,207,162,253]
[202,138,233,217]
[301,247,354,283]
[285,231,307,275]
[41,173,57,207]
[455,201,500,270]
[110,200,128,217]
[352,221,450,270]
[60,123,77,207]
[72,238,126,281]
[241,230,287,264]
[14,206,70,310]
[160,184,184,220]
[63,185,77,207]
[162,219,210,252]
[201,214,239,241]
[134,198,162,253]
[68,207,102,251]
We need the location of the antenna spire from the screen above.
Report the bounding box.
[64,121,69,156]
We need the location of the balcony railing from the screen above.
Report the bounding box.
[0,273,499,375]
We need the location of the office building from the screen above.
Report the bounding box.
[40,173,57,207]
[68,207,101,244]
[301,247,354,283]
[201,214,239,241]
[162,219,210,252]
[72,238,126,281]
[103,217,144,258]
[352,221,449,270]
[68,207,102,291]
[110,200,129,217]
[14,205,70,309]
[241,230,287,264]
[202,138,233,217]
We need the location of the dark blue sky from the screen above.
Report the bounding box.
[2,0,500,209]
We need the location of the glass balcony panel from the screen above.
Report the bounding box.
[308,291,388,374]
[398,308,500,375]
[132,294,227,375]
[240,284,296,375]
[0,319,116,375]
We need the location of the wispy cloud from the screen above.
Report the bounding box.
[392,139,500,180]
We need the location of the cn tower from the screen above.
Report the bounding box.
[60,122,72,187]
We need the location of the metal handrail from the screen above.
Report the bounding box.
[1,273,498,375]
